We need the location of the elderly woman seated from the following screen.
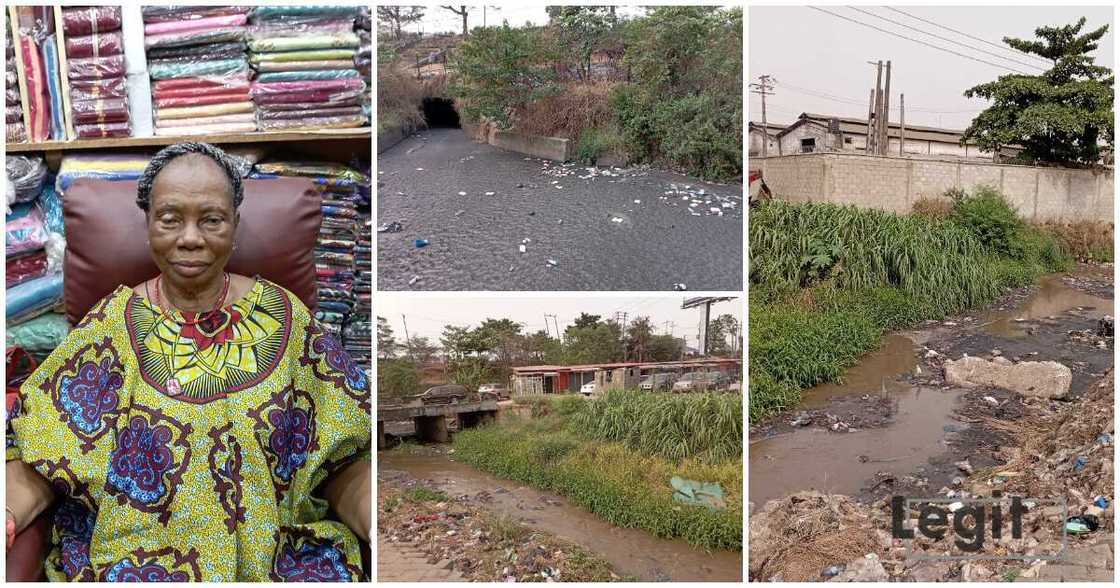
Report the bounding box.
[5,142,371,582]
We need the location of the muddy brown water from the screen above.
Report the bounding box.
[380,452,743,582]
[749,273,1113,512]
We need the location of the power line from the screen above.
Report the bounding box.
[776,82,986,114]
[846,6,1046,72]
[884,7,1053,67]
[807,6,1034,75]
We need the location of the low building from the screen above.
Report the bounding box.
[753,113,1019,161]
[509,358,742,396]
[748,122,784,157]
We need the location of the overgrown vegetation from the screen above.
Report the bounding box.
[749,188,1070,422]
[376,44,425,134]
[1040,220,1115,262]
[443,6,742,180]
[453,391,742,550]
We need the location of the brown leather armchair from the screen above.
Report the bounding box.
[6,175,372,581]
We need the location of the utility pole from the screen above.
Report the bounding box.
[543,314,551,338]
[703,302,711,356]
[881,60,891,156]
[871,60,883,155]
[899,94,906,156]
[865,88,875,154]
[749,75,775,157]
[401,314,415,362]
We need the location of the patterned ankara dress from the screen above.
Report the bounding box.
[7,278,371,582]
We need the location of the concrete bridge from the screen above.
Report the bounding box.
[376,399,499,447]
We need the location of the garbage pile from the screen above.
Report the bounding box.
[659,183,739,218]
[379,478,619,582]
[749,370,1115,582]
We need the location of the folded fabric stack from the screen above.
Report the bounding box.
[247,5,367,131]
[142,5,256,136]
[345,215,371,368]
[354,7,371,122]
[6,13,27,143]
[55,151,149,192]
[61,6,132,139]
[249,160,369,338]
[5,155,67,340]
[12,6,66,141]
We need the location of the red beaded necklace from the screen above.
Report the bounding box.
[149,272,231,326]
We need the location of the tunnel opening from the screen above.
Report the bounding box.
[422,97,460,128]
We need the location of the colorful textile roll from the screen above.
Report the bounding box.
[74,121,131,138]
[255,69,359,83]
[144,13,248,35]
[65,31,123,58]
[66,54,126,81]
[152,83,250,99]
[250,49,355,63]
[6,272,64,325]
[70,77,128,102]
[70,98,130,125]
[247,32,360,52]
[148,58,248,80]
[250,78,364,95]
[150,73,250,92]
[251,89,363,106]
[6,203,49,256]
[56,152,149,191]
[156,101,255,120]
[61,7,123,36]
[146,41,247,61]
[252,6,359,19]
[153,122,257,136]
[40,35,66,140]
[144,27,246,50]
[256,106,363,121]
[6,251,49,289]
[154,92,251,109]
[153,112,255,129]
[256,97,361,111]
[18,35,49,142]
[254,59,354,72]
[141,5,251,23]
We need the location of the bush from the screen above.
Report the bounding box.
[651,94,743,180]
[950,185,1024,256]
[448,24,558,128]
[575,127,612,164]
[912,197,954,219]
[1040,220,1115,262]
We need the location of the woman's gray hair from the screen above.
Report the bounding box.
[136,141,244,212]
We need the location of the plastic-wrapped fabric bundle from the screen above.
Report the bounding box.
[6,105,21,123]
[256,97,361,112]
[247,32,360,52]
[70,98,130,125]
[144,13,248,36]
[56,152,149,192]
[37,181,64,234]
[250,48,355,63]
[70,77,128,101]
[256,106,363,120]
[18,35,50,142]
[65,31,124,58]
[147,58,249,80]
[141,5,251,23]
[6,272,63,325]
[5,312,71,355]
[255,59,354,72]
[156,102,255,120]
[154,92,251,108]
[6,203,49,256]
[147,41,248,60]
[74,121,132,138]
[255,69,359,83]
[6,156,48,203]
[6,250,49,288]
[67,54,126,81]
[257,115,366,131]
[5,14,27,143]
[153,112,255,127]
[252,161,369,183]
[61,7,122,36]
[153,122,257,136]
[151,73,250,93]
[145,27,247,50]
[40,35,66,140]
[252,6,360,20]
[356,6,370,31]
[252,88,363,106]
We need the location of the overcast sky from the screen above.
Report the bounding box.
[378,295,742,348]
[749,5,1114,130]
[384,5,648,35]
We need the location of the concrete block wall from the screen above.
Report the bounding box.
[758,153,1114,222]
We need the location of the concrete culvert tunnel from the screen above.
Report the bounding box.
[422,97,460,128]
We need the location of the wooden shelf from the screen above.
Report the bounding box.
[5,128,371,153]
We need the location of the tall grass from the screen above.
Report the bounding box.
[570,390,741,463]
[749,196,1070,423]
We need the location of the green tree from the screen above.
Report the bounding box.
[569,312,602,330]
[449,22,557,127]
[962,17,1114,164]
[546,6,616,81]
[648,334,685,361]
[563,321,624,364]
[377,358,421,400]
[706,314,740,357]
[377,316,397,358]
[624,316,654,361]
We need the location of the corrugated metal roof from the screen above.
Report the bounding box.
[512,358,742,374]
[777,112,974,144]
